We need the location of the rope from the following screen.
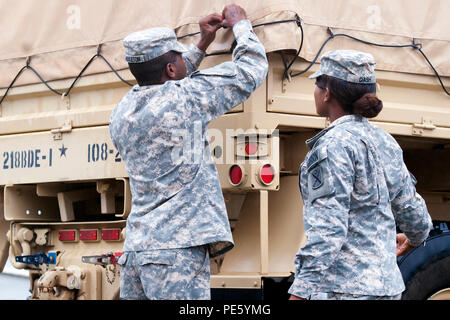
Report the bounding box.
[0,18,301,105]
[1,16,448,105]
[288,27,449,96]
[0,48,135,105]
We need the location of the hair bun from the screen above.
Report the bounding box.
[352,93,383,118]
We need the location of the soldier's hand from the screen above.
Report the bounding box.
[221,4,247,28]
[396,233,415,257]
[197,14,223,52]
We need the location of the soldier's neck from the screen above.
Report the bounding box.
[328,102,351,123]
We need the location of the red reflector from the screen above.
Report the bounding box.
[260,164,275,185]
[59,230,76,242]
[80,229,98,241]
[102,229,121,241]
[245,143,258,155]
[229,165,243,186]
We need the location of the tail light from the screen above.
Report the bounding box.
[229,165,244,186]
[259,164,275,185]
[102,229,122,241]
[80,229,99,241]
[245,142,258,155]
[58,230,78,242]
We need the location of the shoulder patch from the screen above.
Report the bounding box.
[305,145,335,204]
[310,166,323,190]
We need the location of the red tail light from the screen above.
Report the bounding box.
[80,229,98,241]
[102,229,121,241]
[245,142,258,155]
[229,165,243,186]
[260,164,275,185]
[59,230,77,242]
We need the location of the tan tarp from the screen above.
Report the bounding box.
[1,0,449,89]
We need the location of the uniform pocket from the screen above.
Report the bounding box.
[136,251,177,266]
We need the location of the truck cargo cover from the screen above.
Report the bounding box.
[0,0,449,89]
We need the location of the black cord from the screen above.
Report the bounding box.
[289,35,334,78]
[416,48,449,96]
[0,65,28,105]
[283,15,303,79]
[181,17,302,58]
[1,18,300,104]
[2,17,448,105]
[0,63,65,105]
[289,27,449,96]
[177,17,300,41]
[1,50,136,105]
[64,54,99,97]
[27,64,65,96]
[97,54,134,87]
[65,52,134,97]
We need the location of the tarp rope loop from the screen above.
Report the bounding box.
[0,15,448,105]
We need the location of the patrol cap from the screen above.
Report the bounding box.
[309,50,376,84]
[123,27,188,63]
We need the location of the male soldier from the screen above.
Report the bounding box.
[109,4,268,300]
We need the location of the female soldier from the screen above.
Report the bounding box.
[288,50,432,300]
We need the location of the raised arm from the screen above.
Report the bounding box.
[183,14,223,75]
[179,4,268,124]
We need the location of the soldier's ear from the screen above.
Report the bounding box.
[166,62,177,79]
[324,87,331,102]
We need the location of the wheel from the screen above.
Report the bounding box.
[398,231,450,300]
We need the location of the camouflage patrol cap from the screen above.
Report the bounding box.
[123,27,188,63]
[309,50,376,84]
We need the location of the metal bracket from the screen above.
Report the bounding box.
[413,38,423,50]
[51,120,73,140]
[61,93,71,110]
[34,228,52,246]
[82,252,122,268]
[15,252,57,267]
[282,76,291,93]
[412,117,436,136]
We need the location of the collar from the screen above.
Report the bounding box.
[132,84,163,92]
[306,115,366,149]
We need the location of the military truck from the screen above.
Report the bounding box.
[0,0,449,300]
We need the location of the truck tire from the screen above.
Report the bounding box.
[398,232,450,300]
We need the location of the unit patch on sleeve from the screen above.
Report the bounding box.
[306,147,335,204]
[310,166,324,190]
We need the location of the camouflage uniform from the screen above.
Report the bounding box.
[110,20,268,300]
[119,246,210,300]
[288,50,432,300]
